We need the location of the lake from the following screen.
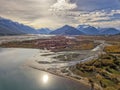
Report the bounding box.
[0,48,89,90]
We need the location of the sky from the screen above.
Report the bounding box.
[0,0,120,29]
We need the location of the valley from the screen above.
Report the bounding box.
[0,35,120,90]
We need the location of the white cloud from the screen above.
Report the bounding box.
[0,0,120,29]
[49,0,77,11]
[73,9,120,28]
[111,10,120,15]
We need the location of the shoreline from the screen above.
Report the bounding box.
[29,65,102,90]
[29,66,90,86]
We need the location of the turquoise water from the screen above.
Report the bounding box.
[0,48,89,90]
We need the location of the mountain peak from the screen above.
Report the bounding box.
[64,25,70,27]
[50,25,84,35]
[77,24,99,35]
[62,25,73,28]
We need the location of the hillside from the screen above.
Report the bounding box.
[0,17,37,35]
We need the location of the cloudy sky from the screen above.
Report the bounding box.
[0,0,120,29]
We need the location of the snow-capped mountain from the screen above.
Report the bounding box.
[77,25,99,35]
[0,17,37,35]
[50,25,84,35]
[37,28,51,34]
[77,25,120,35]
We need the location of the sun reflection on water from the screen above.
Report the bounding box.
[42,74,49,84]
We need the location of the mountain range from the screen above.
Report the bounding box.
[50,25,84,35]
[76,25,120,35]
[0,17,38,35]
[50,25,120,35]
[0,17,120,36]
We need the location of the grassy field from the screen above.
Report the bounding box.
[104,45,120,53]
[0,36,97,52]
[70,54,120,90]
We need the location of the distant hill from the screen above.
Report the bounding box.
[77,25,99,35]
[37,28,51,34]
[0,17,37,35]
[50,25,84,35]
[99,28,120,35]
